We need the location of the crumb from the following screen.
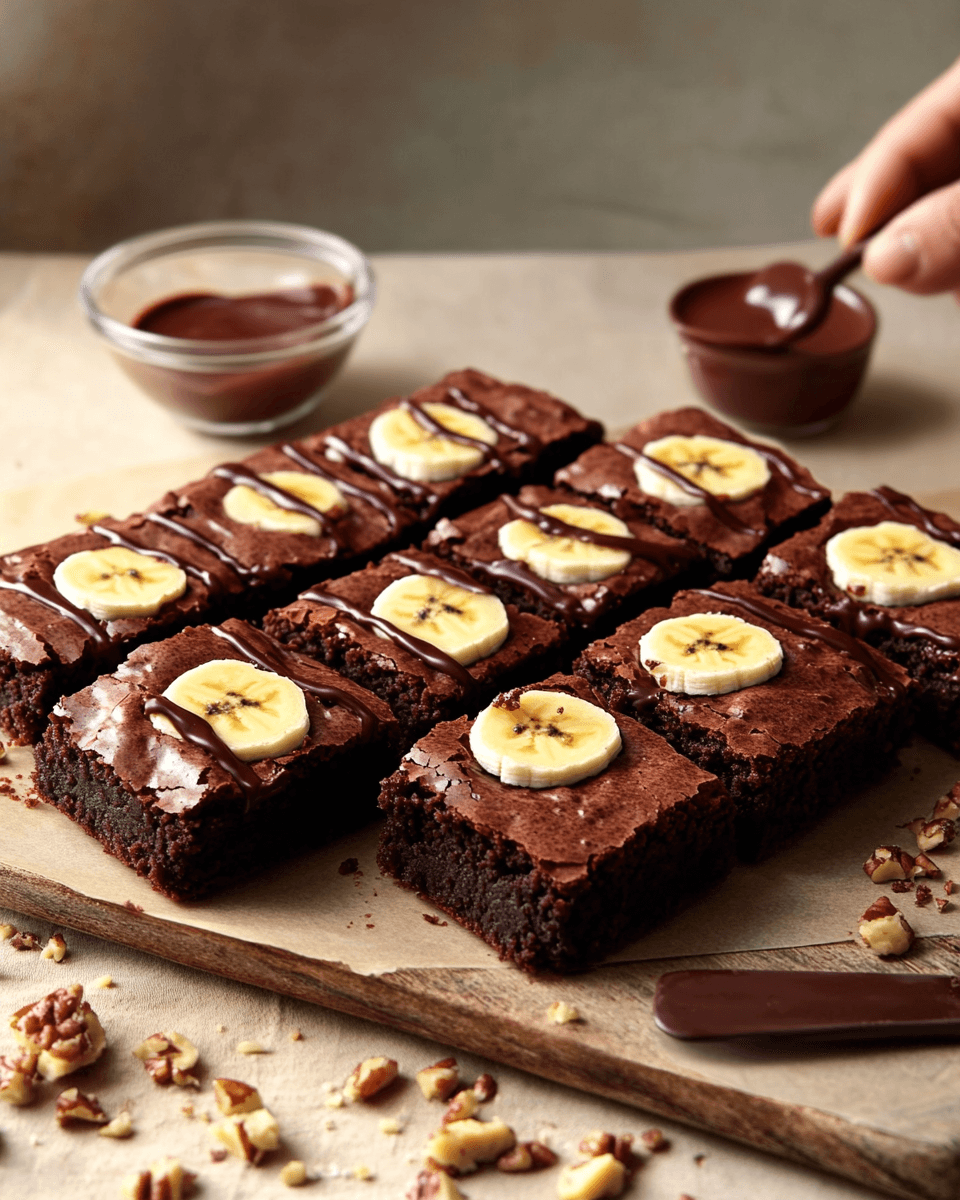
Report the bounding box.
[0,924,14,940]
[546,1000,581,1025]
[916,884,933,907]
[693,1153,707,1165]
[216,1024,226,1033]
[946,880,958,895]
[352,1164,374,1181]
[280,1160,308,1187]
[422,914,448,927]
[92,975,114,988]
[641,1128,670,1152]
[891,879,914,893]
[210,1149,228,1163]
[366,923,375,929]
[290,1029,304,1042]
[236,1040,267,1055]
[339,858,359,875]
[325,1091,345,1109]
[10,931,40,951]
[379,1117,403,1135]
[324,1118,336,1131]
[124,900,144,913]
[181,1103,195,1118]
[936,897,951,912]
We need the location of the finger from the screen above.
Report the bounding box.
[837,56,960,245]
[811,161,860,236]
[862,177,960,293]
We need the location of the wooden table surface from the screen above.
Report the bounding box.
[1,246,959,1200]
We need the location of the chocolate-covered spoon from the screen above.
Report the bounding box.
[673,241,866,350]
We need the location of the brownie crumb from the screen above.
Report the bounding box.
[339,857,360,876]
[124,900,144,913]
[422,914,448,927]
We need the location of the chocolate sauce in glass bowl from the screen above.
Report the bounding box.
[122,284,355,430]
[669,273,877,437]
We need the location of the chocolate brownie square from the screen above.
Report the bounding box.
[34,620,398,900]
[377,674,734,973]
[574,581,912,859]
[315,367,603,525]
[263,549,565,745]
[424,485,702,638]
[554,407,830,576]
[755,487,960,755]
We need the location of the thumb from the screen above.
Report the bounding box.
[862,177,960,294]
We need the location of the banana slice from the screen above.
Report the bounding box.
[635,434,770,507]
[222,470,347,537]
[469,689,621,788]
[368,402,498,482]
[370,575,510,666]
[53,547,187,621]
[498,503,632,584]
[639,612,782,695]
[150,659,309,762]
[825,521,960,606]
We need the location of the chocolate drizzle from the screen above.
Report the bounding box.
[322,434,437,509]
[500,493,695,568]
[90,524,215,590]
[870,485,960,549]
[144,694,264,809]
[445,385,542,453]
[301,589,478,694]
[822,594,960,656]
[754,445,828,501]
[210,623,380,742]
[385,551,495,595]
[693,588,906,697]
[280,442,400,532]
[145,513,261,580]
[464,558,591,624]
[0,575,110,647]
[213,463,341,549]
[616,443,764,537]
[402,398,505,471]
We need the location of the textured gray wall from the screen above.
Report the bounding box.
[0,0,957,253]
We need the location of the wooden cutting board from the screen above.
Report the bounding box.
[2,479,960,1200]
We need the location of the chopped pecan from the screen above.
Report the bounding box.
[859,895,915,957]
[0,1049,38,1105]
[40,934,67,963]
[55,1086,108,1126]
[344,1055,398,1101]
[133,1031,200,1088]
[10,984,106,1080]
[212,1077,262,1116]
[210,1107,280,1165]
[416,1058,459,1101]
[10,931,41,951]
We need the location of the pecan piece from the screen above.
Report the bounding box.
[10,984,106,1080]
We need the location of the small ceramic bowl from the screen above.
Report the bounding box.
[79,220,375,436]
[669,274,877,437]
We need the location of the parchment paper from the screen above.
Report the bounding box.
[3,461,958,976]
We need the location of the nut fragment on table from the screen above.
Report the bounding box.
[862,846,914,882]
[497,1140,559,1172]
[133,1031,200,1088]
[0,1049,39,1105]
[0,923,14,940]
[425,1116,517,1174]
[472,1072,497,1102]
[902,816,957,852]
[120,1157,196,1200]
[557,1152,626,1199]
[55,1086,108,1126]
[279,1160,308,1187]
[407,1168,468,1198]
[547,1001,581,1025]
[10,983,106,1079]
[933,787,960,820]
[442,1087,479,1124]
[344,1055,398,1101]
[99,1110,134,1138]
[858,896,915,957]
[236,1040,267,1055]
[212,1077,262,1116]
[40,934,67,962]
[210,1106,280,1165]
[416,1057,459,1101]
[915,883,933,907]
[911,852,941,879]
[640,1128,669,1152]
[10,930,41,951]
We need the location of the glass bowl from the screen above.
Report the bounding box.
[79,219,375,436]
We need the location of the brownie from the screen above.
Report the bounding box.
[574,581,913,860]
[424,484,703,639]
[554,407,830,576]
[376,674,734,973]
[755,487,960,755]
[34,619,398,901]
[0,514,252,745]
[263,549,566,745]
[317,367,604,525]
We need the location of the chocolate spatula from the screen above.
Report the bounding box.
[654,970,960,1041]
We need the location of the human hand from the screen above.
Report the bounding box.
[811,55,960,295]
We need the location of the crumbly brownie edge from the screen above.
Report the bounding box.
[376,769,734,974]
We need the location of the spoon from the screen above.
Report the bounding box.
[674,240,867,351]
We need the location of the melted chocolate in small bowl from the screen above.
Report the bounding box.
[669,273,877,437]
[79,220,375,436]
